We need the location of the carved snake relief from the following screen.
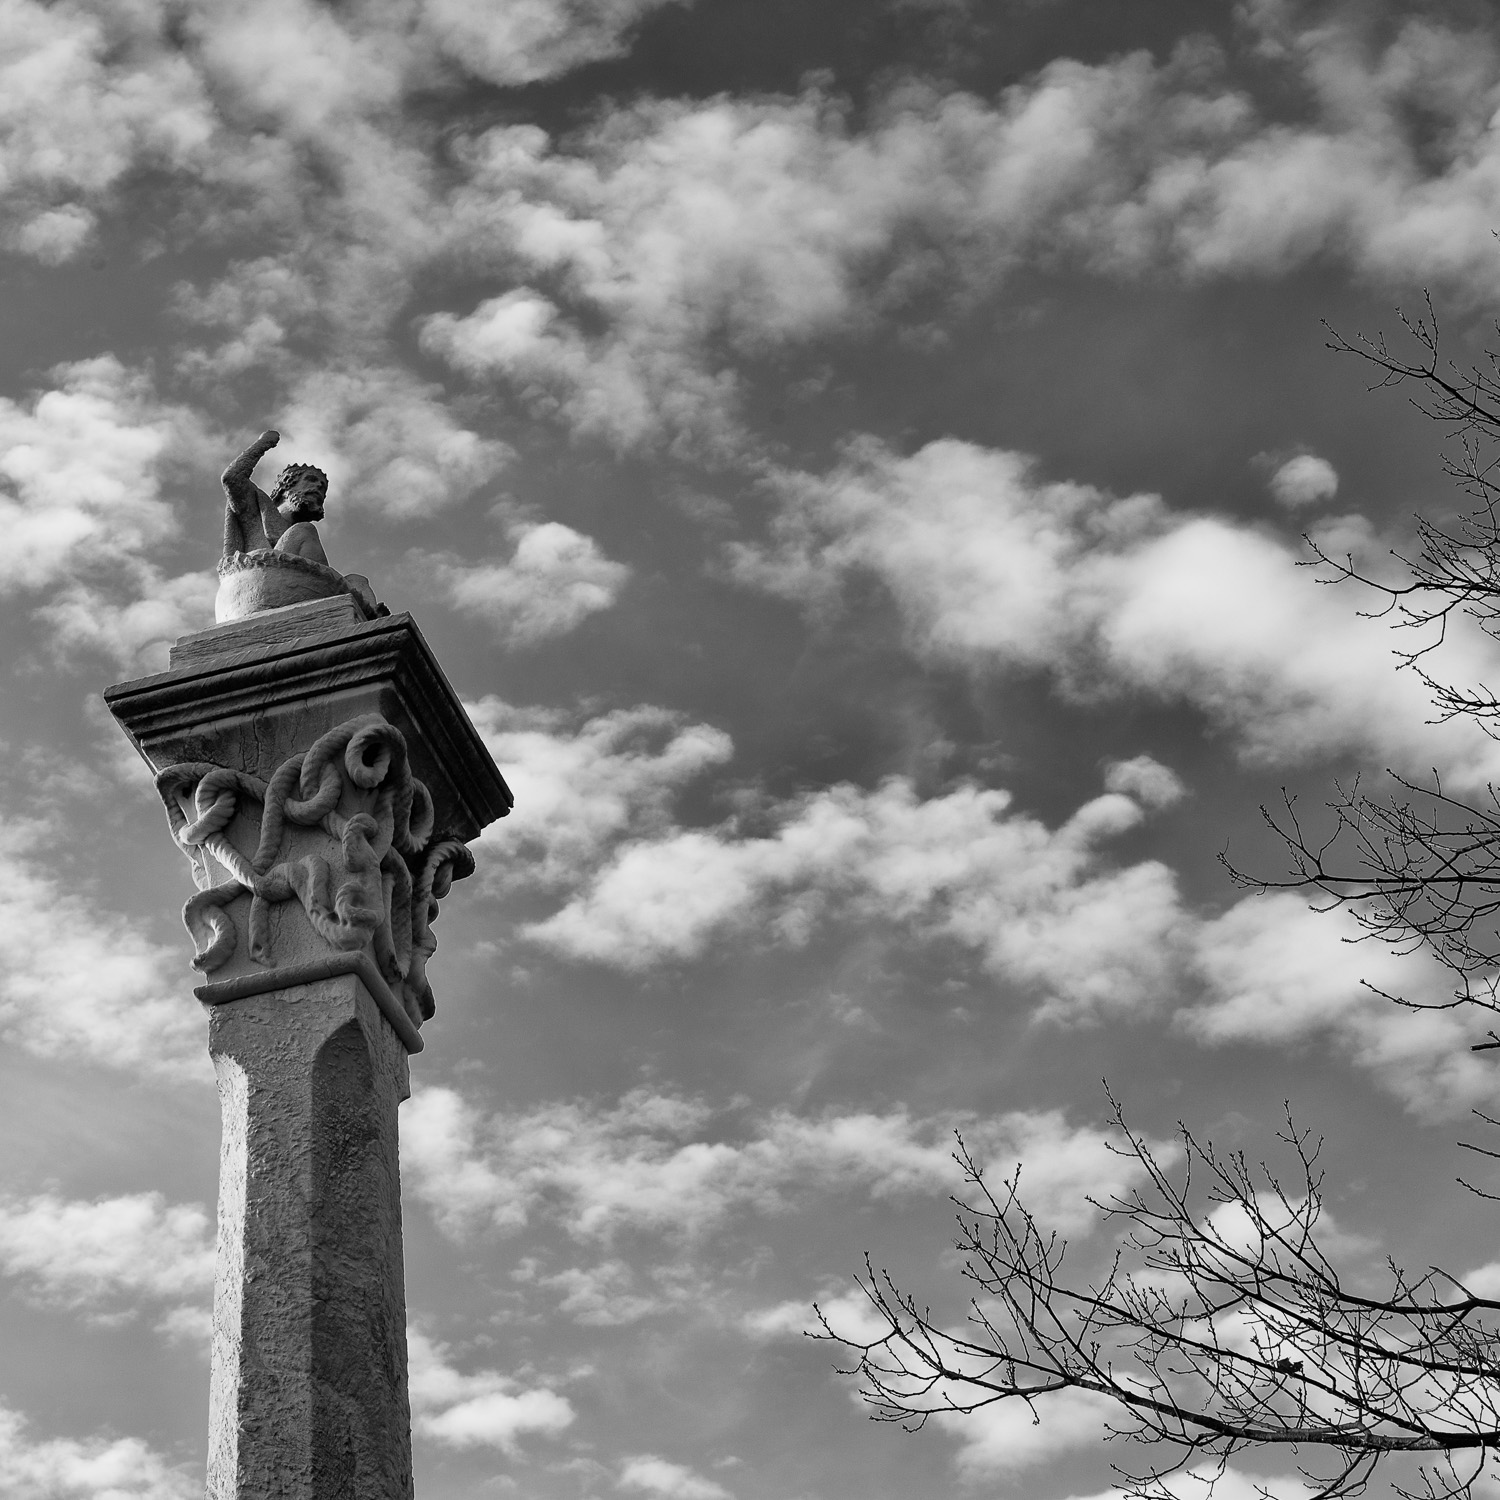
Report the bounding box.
[155,714,475,1026]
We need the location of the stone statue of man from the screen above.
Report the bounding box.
[215,429,382,621]
[220,429,330,565]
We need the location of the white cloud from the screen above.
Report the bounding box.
[0,358,193,593]
[739,1297,819,1342]
[1185,893,1494,1120]
[402,1084,1153,1244]
[467,697,734,889]
[435,522,630,644]
[932,1387,1116,1479]
[737,437,1500,784]
[407,1330,575,1454]
[419,0,693,88]
[417,16,1500,450]
[792,1288,891,1347]
[185,0,406,138]
[618,1454,733,1500]
[426,90,958,450]
[0,824,208,1080]
[1268,453,1339,509]
[0,1192,213,1329]
[524,774,1187,1022]
[0,0,215,263]
[1102,755,1186,808]
[0,1401,195,1500]
[535,1258,671,1326]
[1061,1465,1312,1500]
[274,365,511,519]
[472,691,1490,1111]
[36,568,217,673]
[0,354,227,669]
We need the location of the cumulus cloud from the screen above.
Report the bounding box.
[527,776,1186,1022]
[407,1330,575,1454]
[0,357,195,593]
[932,1387,1117,1479]
[736,437,1500,783]
[1185,893,1493,1119]
[17,1,1500,461]
[0,824,208,1080]
[532,1257,677,1326]
[1102,755,1186,808]
[0,356,225,669]
[21,0,1497,469]
[1060,1465,1314,1500]
[414,14,1500,449]
[750,1287,889,1347]
[472,696,1186,1017]
[36,568,217,673]
[0,1192,213,1332]
[0,1,215,263]
[402,1083,1152,1244]
[470,692,1489,1109]
[467,697,734,888]
[1268,453,1340,509]
[419,0,693,87]
[274,366,511,519]
[0,1402,195,1500]
[433,522,630,644]
[618,1455,733,1500]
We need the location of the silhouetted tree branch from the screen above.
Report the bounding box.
[818,1106,1500,1500]
[1224,306,1500,1013]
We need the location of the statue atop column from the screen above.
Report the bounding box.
[108,418,513,1499]
[216,429,381,622]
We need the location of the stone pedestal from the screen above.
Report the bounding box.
[106,597,511,1499]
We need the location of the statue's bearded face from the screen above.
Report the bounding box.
[278,471,326,521]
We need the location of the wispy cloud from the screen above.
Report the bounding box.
[0,1401,195,1500]
[0,1192,212,1337]
[402,1084,1155,1245]
[432,522,630,644]
[0,825,207,1080]
[618,1454,734,1500]
[408,1329,575,1454]
[737,437,1500,781]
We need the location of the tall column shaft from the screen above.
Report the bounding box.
[207,974,413,1500]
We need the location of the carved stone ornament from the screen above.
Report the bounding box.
[217,548,369,621]
[156,712,473,1045]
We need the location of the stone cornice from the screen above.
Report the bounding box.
[105,610,512,842]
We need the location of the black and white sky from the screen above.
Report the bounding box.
[8,1,1500,1496]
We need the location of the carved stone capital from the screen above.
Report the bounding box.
[155,713,471,1051]
[105,597,512,1052]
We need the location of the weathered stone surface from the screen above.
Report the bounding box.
[171,595,373,671]
[207,972,413,1500]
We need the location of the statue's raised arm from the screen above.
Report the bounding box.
[220,429,282,560]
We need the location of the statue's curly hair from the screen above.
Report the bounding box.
[270,462,328,504]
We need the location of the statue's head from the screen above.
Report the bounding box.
[271,463,328,522]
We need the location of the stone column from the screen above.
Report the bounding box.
[105,596,512,1500]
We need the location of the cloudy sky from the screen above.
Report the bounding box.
[12,0,1500,1496]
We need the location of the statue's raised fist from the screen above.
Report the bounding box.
[258,429,281,447]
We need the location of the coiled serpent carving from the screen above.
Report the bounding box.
[155,714,474,1026]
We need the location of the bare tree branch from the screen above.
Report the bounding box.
[817,1109,1500,1500]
